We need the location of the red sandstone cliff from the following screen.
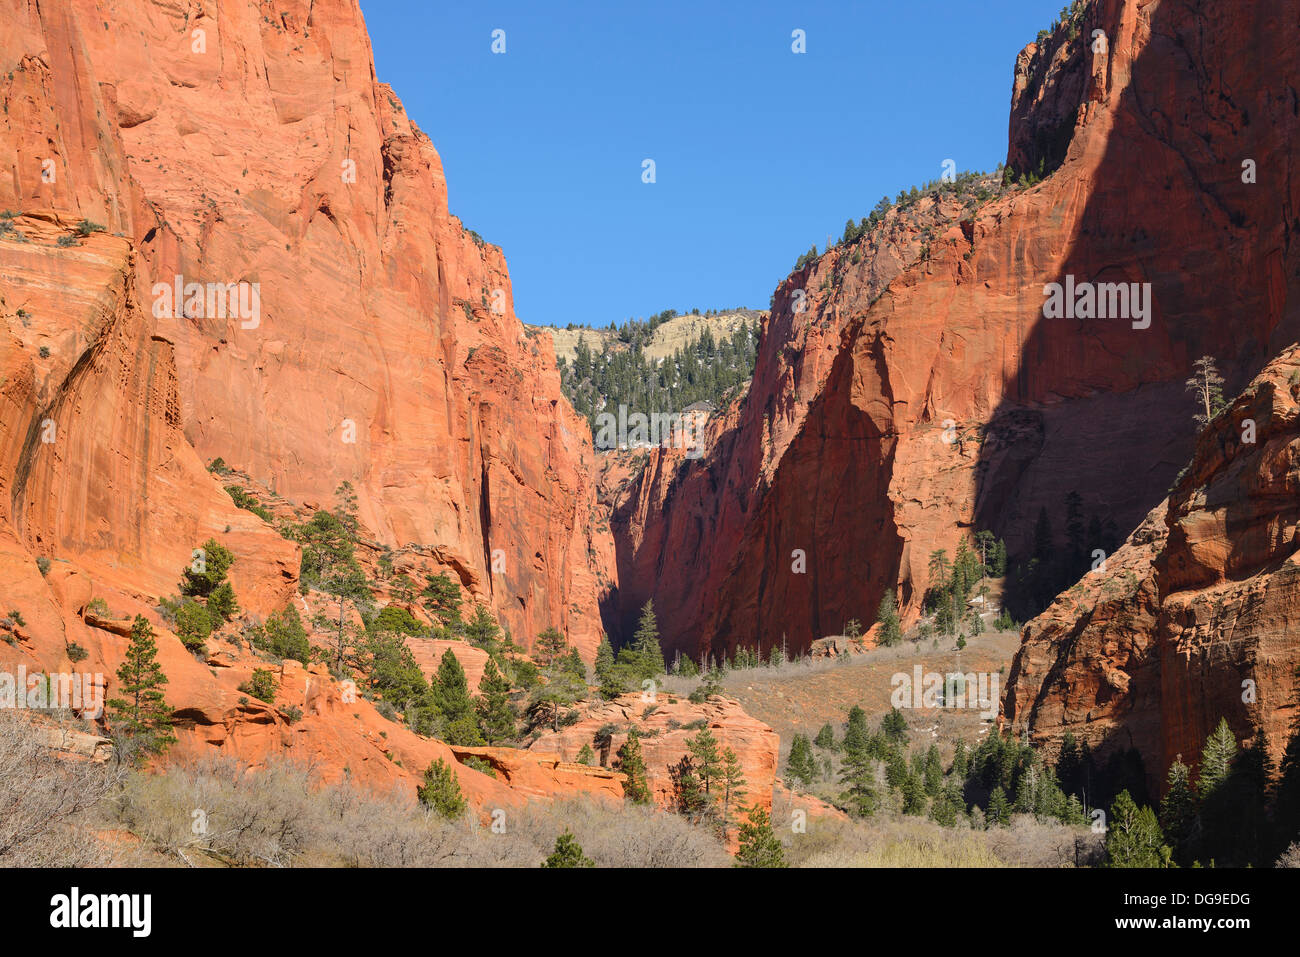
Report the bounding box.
[610,0,1300,664]
[0,0,613,662]
[0,0,620,807]
[1004,345,1300,795]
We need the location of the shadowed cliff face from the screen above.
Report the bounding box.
[1004,345,1300,797]
[0,0,614,660]
[610,0,1300,698]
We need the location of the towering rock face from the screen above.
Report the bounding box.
[0,0,612,660]
[1004,346,1300,794]
[610,0,1300,663]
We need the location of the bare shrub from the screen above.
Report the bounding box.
[112,755,727,867]
[1276,842,1300,868]
[787,813,1004,868]
[986,814,1103,868]
[507,799,731,867]
[0,710,123,866]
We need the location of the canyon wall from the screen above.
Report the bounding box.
[0,0,613,661]
[1004,346,1300,794]
[610,0,1300,667]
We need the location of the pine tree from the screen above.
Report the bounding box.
[107,615,176,758]
[1106,790,1170,867]
[839,746,879,817]
[881,707,908,742]
[1185,355,1226,428]
[475,657,516,744]
[630,600,665,679]
[432,649,477,730]
[1196,717,1238,864]
[464,603,501,651]
[670,755,707,821]
[923,744,943,796]
[534,626,568,667]
[1226,730,1272,866]
[785,734,817,788]
[901,771,927,815]
[814,722,837,751]
[1159,757,1199,866]
[875,589,902,647]
[842,705,869,756]
[733,805,786,868]
[594,636,626,699]
[719,747,748,838]
[421,572,463,632]
[542,831,595,868]
[417,758,467,819]
[687,727,724,802]
[615,729,651,804]
[987,785,1011,827]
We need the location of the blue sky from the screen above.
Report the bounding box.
[362,1,1064,328]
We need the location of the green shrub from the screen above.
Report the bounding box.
[251,605,311,665]
[417,758,466,819]
[238,668,277,704]
[175,598,212,655]
[35,556,50,576]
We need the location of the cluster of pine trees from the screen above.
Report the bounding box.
[787,705,1135,835]
[1105,718,1300,868]
[1002,492,1123,620]
[557,317,760,430]
[793,168,1006,274]
[920,531,1008,640]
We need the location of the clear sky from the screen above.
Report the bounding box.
[361,0,1064,328]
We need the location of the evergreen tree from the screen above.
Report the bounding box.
[839,747,879,817]
[687,726,725,802]
[987,785,1011,827]
[951,739,970,778]
[875,589,902,647]
[543,831,595,868]
[881,707,908,742]
[719,747,748,838]
[1226,730,1272,866]
[785,734,817,788]
[475,657,516,744]
[1105,790,1170,867]
[923,744,943,796]
[534,626,568,667]
[1197,717,1238,864]
[464,603,501,651]
[433,649,483,745]
[900,771,927,815]
[1185,355,1226,428]
[421,572,463,632]
[842,705,870,756]
[615,729,651,804]
[629,600,665,679]
[594,636,626,699]
[1158,757,1199,867]
[814,722,837,751]
[180,538,235,599]
[417,758,466,819]
[733,805,786,868]
[670,755,708,821]
[107,615,176,758]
